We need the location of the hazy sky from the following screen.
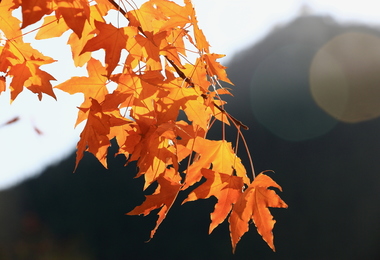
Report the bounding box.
[1,0,380,189]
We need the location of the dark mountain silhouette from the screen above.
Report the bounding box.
[1,14,380,259]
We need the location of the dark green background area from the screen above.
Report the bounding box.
[2,15,380,259]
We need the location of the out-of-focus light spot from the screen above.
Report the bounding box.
[310,32,380,123]
[250,43,338,141]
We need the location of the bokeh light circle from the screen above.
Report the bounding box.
[310,32,380,123]
[250,43,338,141]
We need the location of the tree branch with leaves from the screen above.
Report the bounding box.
[0,0,287,253]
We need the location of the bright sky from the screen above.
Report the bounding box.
[0,0,379,190]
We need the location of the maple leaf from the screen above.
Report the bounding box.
[129,123,179,189]
[35,15,70,40]
[14,0,54,29]
[0,0,22,40]
[80,21,129,77]
[202,53,233,85]
[67,17,96,67]
[127,1,167,33]
[2,40,57,101]
[149,0,191,32]
[0,76,5,93]
[0,0,287,253]
[55,0,90,38]
[184,169,244,234]
[55,58,108,124]
[24,62,57,100]
[229,172,288,253]
[184,137,249,189]
[158,70,211,129]
[184,0,210,53]
[127,172,182,239]
[75,98,129,170]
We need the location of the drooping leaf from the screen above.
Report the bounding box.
[75,98,129,169]
[127,172,182,239]
[229,172,288,253]
[184,169,244,234]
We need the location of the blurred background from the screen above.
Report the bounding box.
[2,1,380,259]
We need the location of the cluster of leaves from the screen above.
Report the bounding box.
[0,0,287,252]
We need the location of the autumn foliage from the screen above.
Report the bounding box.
[0,0,287,252]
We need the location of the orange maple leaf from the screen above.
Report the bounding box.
[184,0,210,53]
[67,17,96,67]
[2,40,57,101]
[127,172,182,240]
[229,172,288,253]
[55,58,108,124]
[129,122,179,189]
[184,169,244,234]
[55,0,90,38]
[184,137,249,189]
[35,15,70,40]
[0,0,287,252]
[13,0,54,29]
[202,53,233,85]
[80,21,129,77]
[0,0,22,40]
[75,98,129,170]
[158,71,211,129]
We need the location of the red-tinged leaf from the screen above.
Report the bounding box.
[184,169,244,234]
[229,172,288,253]
[15,0,54,29]
[2,116,19,126]
[75,98,111,169]
[55,0,90,38]
[33,126,43,135]
[25,67,57,100]
[7,62,31,101]
[0,76,5,93]
[80,21,129,76]
[1,39,56,101]
[127,172,182,239]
